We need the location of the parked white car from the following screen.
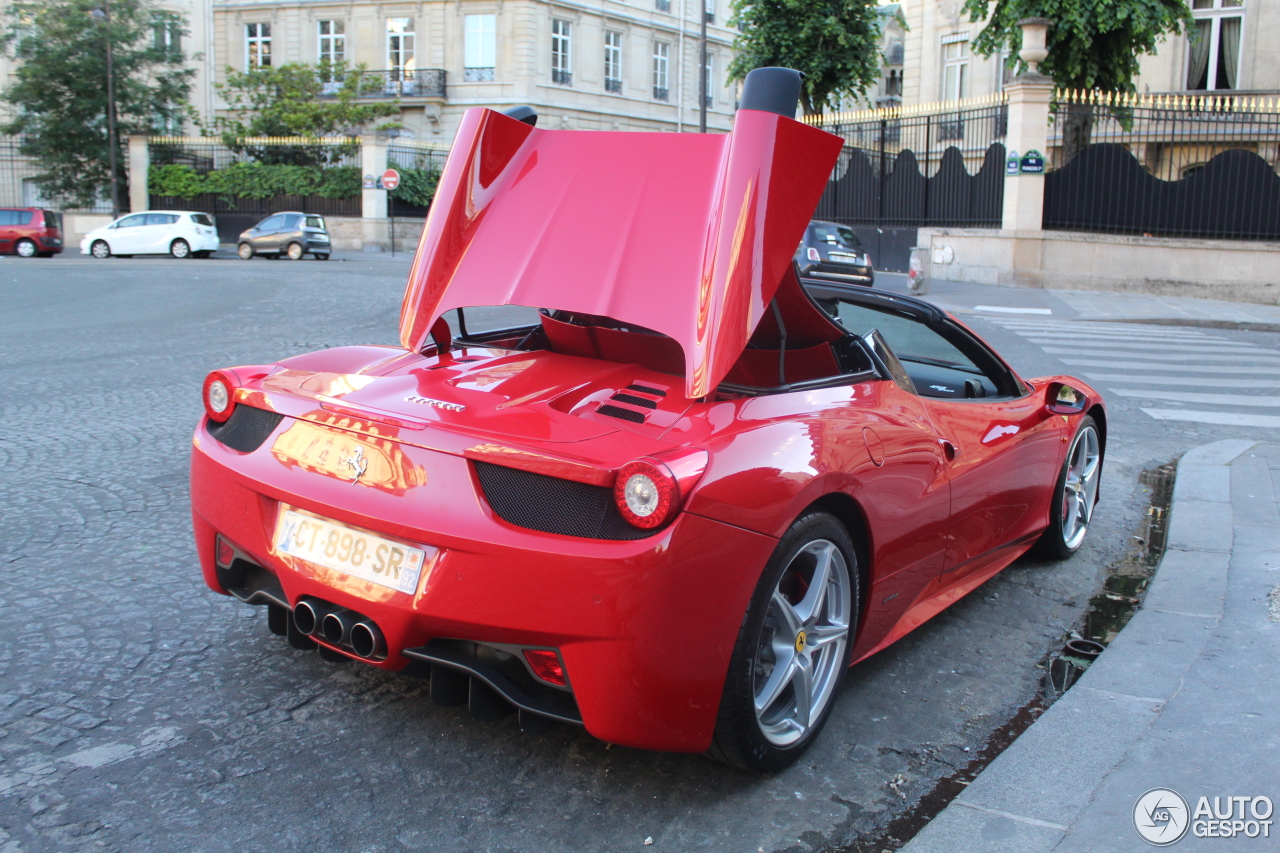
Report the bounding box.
[80,211,221,259]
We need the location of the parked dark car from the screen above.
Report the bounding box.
[237,212,331,260]
[0,208,63,257]
[795,220,873,286]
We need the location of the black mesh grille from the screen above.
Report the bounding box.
[596,404,646,424]
[473,461,658,540]
[207,405,285,452]
[626,384,667,397]
[427,639,580,715]
[610,393,657,409]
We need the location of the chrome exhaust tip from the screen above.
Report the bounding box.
[320,609,357,646]
[350,620,386,659]
[292,599,326,635]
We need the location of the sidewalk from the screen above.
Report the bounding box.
[875,273,1280,330]
[901,439,1280,852]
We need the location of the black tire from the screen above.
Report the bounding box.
[15,238,37,257]
[90,240,111,259]
[170,238,191,259]
[707,510,860,771]
[1033,415,1102,560]
[237,242,254,260]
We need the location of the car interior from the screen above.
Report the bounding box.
[438,264,1023,402]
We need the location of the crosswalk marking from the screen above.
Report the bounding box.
[984,316,1280,429]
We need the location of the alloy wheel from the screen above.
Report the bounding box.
[171,239,190,259]
[286,242,303,260]
[15,239,36,257]
[91,240,110,259]
[237,243,253,260]
[752,539,852,747]
[1061,425,1101,550]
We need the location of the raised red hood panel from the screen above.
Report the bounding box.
[399,108,843,398]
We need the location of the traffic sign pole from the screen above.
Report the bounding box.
[382,169,401,257]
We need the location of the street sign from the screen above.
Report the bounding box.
[381,169,401,191]
[1006,150,1020,177]
[1019,150,1045,175]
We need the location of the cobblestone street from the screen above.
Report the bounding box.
[0,256,1172,852]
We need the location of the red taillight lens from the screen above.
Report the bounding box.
[523,649,567,686]
[215,535,235,568]
[203,370,236,422]
[615,460,677,529]
[807,247,821,261]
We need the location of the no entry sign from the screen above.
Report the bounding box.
[381,169,401,191]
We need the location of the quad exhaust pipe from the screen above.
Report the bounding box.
[291,598,385,660]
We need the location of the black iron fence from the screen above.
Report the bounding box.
[387,142,449,218]
[1044,90,1280,240]
[0,136,113,212]
[319,69,446,99]
[810,95,1008,271]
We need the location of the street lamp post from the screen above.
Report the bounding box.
[90,3,121,218]
[698,0,707,133]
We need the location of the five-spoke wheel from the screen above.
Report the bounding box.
[708,511,859,770]
[1035,415,1102,559]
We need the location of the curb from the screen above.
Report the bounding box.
[898,438,1260,853]
[1100,318,1280,334]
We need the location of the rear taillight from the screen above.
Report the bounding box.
[215,535,236,568]
[612,449,708,530]
[203,369,237,422]
[807,247,821,261]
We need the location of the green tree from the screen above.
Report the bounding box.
[727,0,884,117]
[962,0,1193,155]
[211,62,401,165]
[1,0,195,210]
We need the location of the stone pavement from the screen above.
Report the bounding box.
[901,438,1280,852]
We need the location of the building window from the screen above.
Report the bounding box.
[941,36,969,101]
[245,23,271,68]
[152,13,181,62]
[604,30,622,93]
[700,54,714,108]
[884,69,902,98]
[704,0,715,24]
[652,41,669,101]
[464,14,496,81]
[1188,0,1244,90]
[655,0,670,10]
[552,19,572,85]
[318,21,345,65]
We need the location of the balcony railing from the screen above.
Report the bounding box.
[318,69,447,99]
[605,78,622,94]
[464,67,495,82]
[552,69,572,86]
[653,86,669,102]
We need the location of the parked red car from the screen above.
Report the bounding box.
[191,69,1105,770]
[0,207,63,256]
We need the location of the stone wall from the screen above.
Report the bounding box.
[324,216,426,253]
[918,228,1280,305]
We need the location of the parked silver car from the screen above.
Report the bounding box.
[237,212,331,260]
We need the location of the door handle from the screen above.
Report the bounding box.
[939,439,959,461]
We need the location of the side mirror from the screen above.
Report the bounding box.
[1046,382,1088,415]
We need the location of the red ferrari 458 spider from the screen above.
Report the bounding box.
[191,68,1104,770]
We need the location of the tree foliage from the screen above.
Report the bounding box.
[210,62,401,165]
[961,0,1192,91]
[1,0,195,209]
[727,0,884,117]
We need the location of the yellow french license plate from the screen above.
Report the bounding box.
[274,507,424,595]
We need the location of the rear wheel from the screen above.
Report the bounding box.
[15,238,37,257]
[708,511,859,771]
[1034,416,1102,560]
[285,241,304,260]
[170,238,191,259]
[237,242,253,260]
[90,240,111,259]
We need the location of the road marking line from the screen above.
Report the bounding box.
[1081,374,1280,389]
[1023,338,1261,353]
[1042,348,1280,363]
[973,305,1053,314]
[1111,389,1280,407]
[994,323,1215,339]
[1060,359,1280,375]
[1141,408,1280,427]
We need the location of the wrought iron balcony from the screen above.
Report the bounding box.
[318,69,446,99]
[605,78,622,94]
[653,86,669,102]
[552,69,572,86]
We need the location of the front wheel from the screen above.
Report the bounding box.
[1034,415,1102,560]
[285,242,303,260]
[170,238,191,259]
[15,238,37,257]
[708,511,859,771]
[237,242,253,260]
[90,240,111,259]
